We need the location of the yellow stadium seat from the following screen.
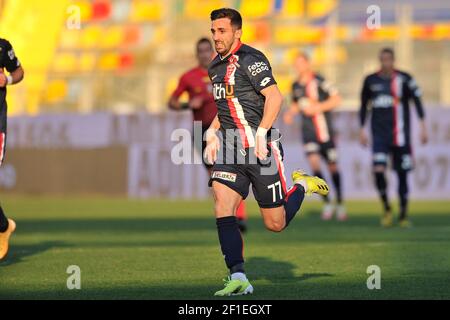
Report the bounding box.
[241,21,270,43]
[432,24,450,40]
[79,53,97,72]
[313,46,348,65]
[372,26,399,41]
[71,0,92,22]
[336,26,349,41]
[410,25,426,40]
[130,0,163,22]
[274,74,292,96]
[241,22,257,43]
[53,53,78,73]
[99,52,119,70]
[184,0,226,19]
[45,80,68,104]
[240,0,273,19]
[279,0,304,18]
[59,29,81,49]
[100,25,124,48]
[307,0,337,19]
[152,26,167,45]
[80,25,103,48]
[274,25,324,45]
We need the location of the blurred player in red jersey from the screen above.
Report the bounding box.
[169,37,248,232]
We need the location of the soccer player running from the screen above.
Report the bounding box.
[205,8,329,296]
[0,38,24,260]
[168,37,249,232]
[360,48,428,228]
[283,52,346,221]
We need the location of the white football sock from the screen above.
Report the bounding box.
[297,180,308,193]
[231,272,247,281]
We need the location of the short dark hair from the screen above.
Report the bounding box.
[196,37,212,51]
[296,51,310,61]
[380,47,395,58]
[210,8,242,30]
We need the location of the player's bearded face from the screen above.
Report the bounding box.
[211,18,241,56]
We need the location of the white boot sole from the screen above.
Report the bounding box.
[232,284,254,296]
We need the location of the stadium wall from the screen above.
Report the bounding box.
[1,109,449,200]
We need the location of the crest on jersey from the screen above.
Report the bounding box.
[226,55,239,85]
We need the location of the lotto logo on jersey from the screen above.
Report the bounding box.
[260,77,272,87]
[213,83,234,100]
[8,49,15,60]
[248,61,269,76]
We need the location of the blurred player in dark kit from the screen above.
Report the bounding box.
[0,38,24,260]
[284,52,346,221]
[360,48,428,228]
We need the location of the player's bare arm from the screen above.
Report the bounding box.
[419,120,428,144]
[302,88,341,117]
[204,115,221,164]
[359,122,369,147]
[255,84,283,160]
[283,101,300,125]
[168,96,184,110]
[409,77,428,145]
[0,65,24,88]
[359,77,370,147]
[168,95,204,110]
[309,93,341,114]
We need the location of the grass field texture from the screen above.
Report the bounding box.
[1,196,450,299]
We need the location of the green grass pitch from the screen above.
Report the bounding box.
[1,196,450,299]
